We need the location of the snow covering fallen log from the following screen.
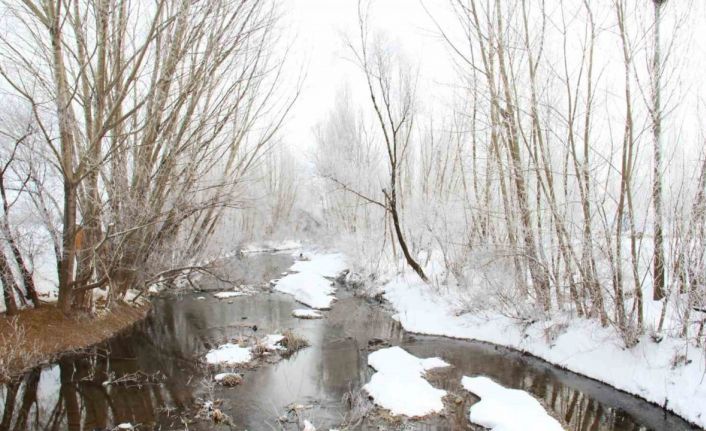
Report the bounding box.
[462,376,564,431]
[383,275,706,428]
[362,346,449,417]
[274,253,347,309]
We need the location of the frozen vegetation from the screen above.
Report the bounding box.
[2,0,706,428]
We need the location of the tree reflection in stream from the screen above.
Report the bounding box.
[1,253,701,430]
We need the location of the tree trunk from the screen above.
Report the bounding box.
[1,250,19,315]
[388,193,428,282]
[652,0,666,301]
[57,182,77,314]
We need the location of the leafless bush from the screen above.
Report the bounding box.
[0,317,40,382]
[341,387,374,428]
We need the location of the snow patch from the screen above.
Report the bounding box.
[462,376,564,431]
[214,372,237,381]
[274,253,346,309]
[292,309,324,319]
[123,289,144,303]
[241,240,302,254]
[205,343,252,365]
[363,346,449,417]
[261,334,286,350]
[383,275,706,428]
[213,291,249,299]
[290,253,347,277]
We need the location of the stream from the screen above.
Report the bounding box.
[0,252,701,430]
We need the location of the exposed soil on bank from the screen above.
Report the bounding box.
[0,302,150,383]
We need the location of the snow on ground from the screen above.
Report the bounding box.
[261,334,285,350]
[213,291,249,299]
[205,343,252,365]
[363,346,449,417]
[213,372,244,385]
[275,272,336,309]
[214,372,238,381]
[383,274,706,428]
[274,253,347,309]
[289,253,347,277]
[205,333,287,365]
[462,376,564,431]
[240,240,302,254]
[292,308,324,319]
[123,288,148,304]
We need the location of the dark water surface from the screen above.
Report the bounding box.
[0,253,700,430]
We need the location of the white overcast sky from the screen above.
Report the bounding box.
[278,0,706,166]
[280,0,454,152]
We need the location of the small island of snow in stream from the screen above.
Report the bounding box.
[205,334,285,366]
[274,252,347,309]
[462,376,564,431]
[363,346,449,417]
[213,291,249,299]
[292,308,324,319]
[204,343,252,365]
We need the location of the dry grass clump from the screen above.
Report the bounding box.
[218,373,243,387]
[195,399,231,425]
[280,330,309,357]
[251,340,271,358]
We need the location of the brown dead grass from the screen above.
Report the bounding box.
[280,329,309,357]
[0,302,149,383]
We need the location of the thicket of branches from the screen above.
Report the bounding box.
[0,0,290,315]
[315,0,706,347]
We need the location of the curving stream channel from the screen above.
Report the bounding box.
[0,252,701,430]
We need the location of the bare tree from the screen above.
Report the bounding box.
[651,0,667,301]
[343,1,429,282]
[0,0,290,315]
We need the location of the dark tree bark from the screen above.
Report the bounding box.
[1,250,19,315]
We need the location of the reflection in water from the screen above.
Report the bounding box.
[0,253,700,430]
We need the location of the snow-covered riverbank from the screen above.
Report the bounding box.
[382,272,706,428]
[241,244,706,428]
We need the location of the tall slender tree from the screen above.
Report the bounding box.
[651,0,666,301]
